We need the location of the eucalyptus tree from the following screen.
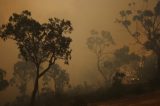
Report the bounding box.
[44,64,69,96]
[0,10,73,106]
[104,46,141,85]
[10,60,36,96]
[87,30,115,82]
[116,0,160,78]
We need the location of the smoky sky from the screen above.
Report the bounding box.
[0,0,158,104]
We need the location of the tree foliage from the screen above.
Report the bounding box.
[0,10,73,106]
[10,60,36,95]
[117,1,160,61]
[43,64,69,96]
[87,30,115,83]
[0,10,73,67]
[117,0,160,83]
[104,46,141,85]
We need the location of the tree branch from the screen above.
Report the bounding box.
[125,25,144,46]
[97,55,108,82]
[38,54,56,78]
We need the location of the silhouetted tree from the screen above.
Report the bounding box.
[0,10,73,106]
[0,68,8,91]
[87,30,115,83]
[104,46,141,85]
[10,60,36,96]
[44,64,69,96]
[116,1,160,80]
[41,73,52,94]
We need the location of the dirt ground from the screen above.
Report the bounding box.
[88,90,160,106]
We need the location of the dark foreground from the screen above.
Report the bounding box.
[88,90,160,106]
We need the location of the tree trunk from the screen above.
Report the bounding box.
[30,68,39,106]
[153,54,160,85]
[54,78,57,96]
[156,55,160,82]
[157,55,160,73]
[97,58,108,83]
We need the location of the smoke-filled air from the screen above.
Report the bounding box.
[0,0,160,106]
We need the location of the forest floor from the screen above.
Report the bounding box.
[88,90,160,106]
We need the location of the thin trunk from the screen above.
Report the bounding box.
[30,67,39,106]
[153,54,160,85]
[97,57,108,83]
[158,55,160,72]
[157,55,160,82]
[54,78,56,96]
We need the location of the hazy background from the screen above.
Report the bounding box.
[0,0,157,104]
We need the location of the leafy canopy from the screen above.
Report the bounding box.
[117,1,160,54]
[0,10,73,71]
